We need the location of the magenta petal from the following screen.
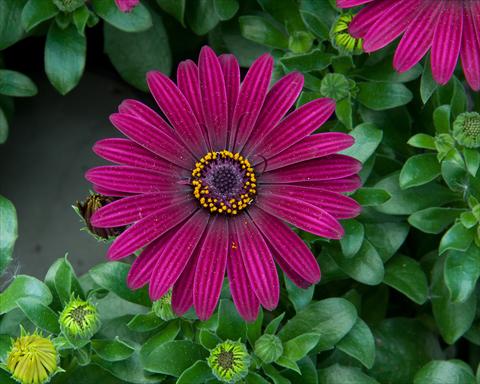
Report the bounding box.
[229,54,274,152]
[127,230,176,289]
[86,165,178,194]
[231,215,279,310]
[193,216,228,320]
[293,175,362,193]
[431,1,463,85]
[93,185,133,197]
[219,54,240,131]
[243,72,304,157]
[110,113,194,169]
[254,98,335,160]
[114,0,139,12]
[263,133,354,171]
[177,60,206,130]
[227,221,260,321]
[349,0,399,38]
[171,252,198,316]
[256,191,344,239]
[362,0,419,53]
[149,210,210,300]
[147,71,209,158]
[91,192,190,227]
[393,1,442,73]
[260,155,361,184]
[264,184,361,219]
[118,99,172,132]
[199,46,228,150]
[249,206,320,284]
[461,4,480,91]
[107,202,198,260]
[336,0,374,7]
[93,138,188,176]
[273,248,312,289]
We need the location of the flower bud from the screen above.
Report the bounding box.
[52,0,85,12]
[254,334,283,364]
[207,340,250,383]
[59,296,101,340]
[288,31,314,54]
[453,112,480,148]
[331,13,363,55]
[152,291,176,321]
[321,73,351,100]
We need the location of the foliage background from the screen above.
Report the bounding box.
[1,0,480,383]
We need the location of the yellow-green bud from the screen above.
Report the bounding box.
[207,340,250,383]
[254,334,283,364]
[288,31,315,54]
[59,296,101,340]
[331,13,363,55]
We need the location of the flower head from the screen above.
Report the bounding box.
[86,46,361,321]
[59,296,100,340]
[115,0,139,12]
[6,329,58,384]
[331,13,363,54]
[207,340,250,383]
[453,112,480,148]
[336,0,480,90]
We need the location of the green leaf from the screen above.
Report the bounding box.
[0,70,37,97]
[444,246,480,303]
[431,257,476,344]
[0,106,8,144]
[337,319,376,369]
[0,275,52,315]
[104,8,171,92]
[340,220,364,258]
[433,105,451,134]
[299,0,336,40]
[73,6,90,35]
[126,312,163,332]
[0,195,17,276]
[400,153,441,189]
[318,365,379,384]
[384,255,428,304]
[0,0,27,49]
[213,0,238,20]
[280,49,332,73]
[278,298,357,351]
[186,0,219,35]
[247,309,263,346]
[21,0,58,31]
[199,329,221,350]
[352,188,391,206]
[374,173,457,215]
[142,340,208,376]
[439,223,474,255]
[216,299,247,341]
[407,133,436,150]
[265,313,285,335]
[329,240,384,286]
[45,23,86,95]
[285,275,314,312]
[420,60,438,104]
[177,360,213,384]
[44,256,84,306]
[463,148,480,177]
[414,360,475,384]
[92,0,152,32]
[90,262,150,306]
[340,123,383,163]
[239,15,288,49]
[140,321,180,360]
[156,0,185,26]
[92,337,135,362]
[336,97,353,130]
[408,207,464,234]
[358,60,422,83]
[356,82,413,111]
[16,297,60,334]
[281,333,319,362]
[364,222,410,262]
[257,0,305,32]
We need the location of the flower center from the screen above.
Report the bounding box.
[68,305,93,329]
[217,350,235,370]
[191,150,257,215]
[453,112,480,148]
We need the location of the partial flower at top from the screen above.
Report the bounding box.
[336,0,480,90]
[115,0,139,12]
[86,46,361,321]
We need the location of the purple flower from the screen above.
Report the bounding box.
[86,46,361,321]
[114,0,139,12]
[337,0,480,90]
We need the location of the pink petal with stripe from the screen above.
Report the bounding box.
[177,60,206,130]
[91,192,191,227]
[349,0,400,38]
[93,185,132,197]
[260,155,361,184]
[393,1,442,73]
[272,248,312,289]
[118,99,173,132]
[231,215,279,310]
[227,220,260,321]
[147,71,209,158]
[362,0,419,52]
[254,98,335,160]
[293,175,362,193]
[219,54,240,131]
[336,0,374,8]
[243,72,304,157]
[229,54,274,152]
[431,0,463,85]
[172,251,199,316]
[199,46,228,150]
[193,216,229,320]
[263,133,354,171]
[461,3,480,91]
[149,210,210,300]
[256,191,344,239]
[249,206,320,284]
[110,113,195,169]
[107,202,198,260]
[127,229,177,289]
[263,184,361,219]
